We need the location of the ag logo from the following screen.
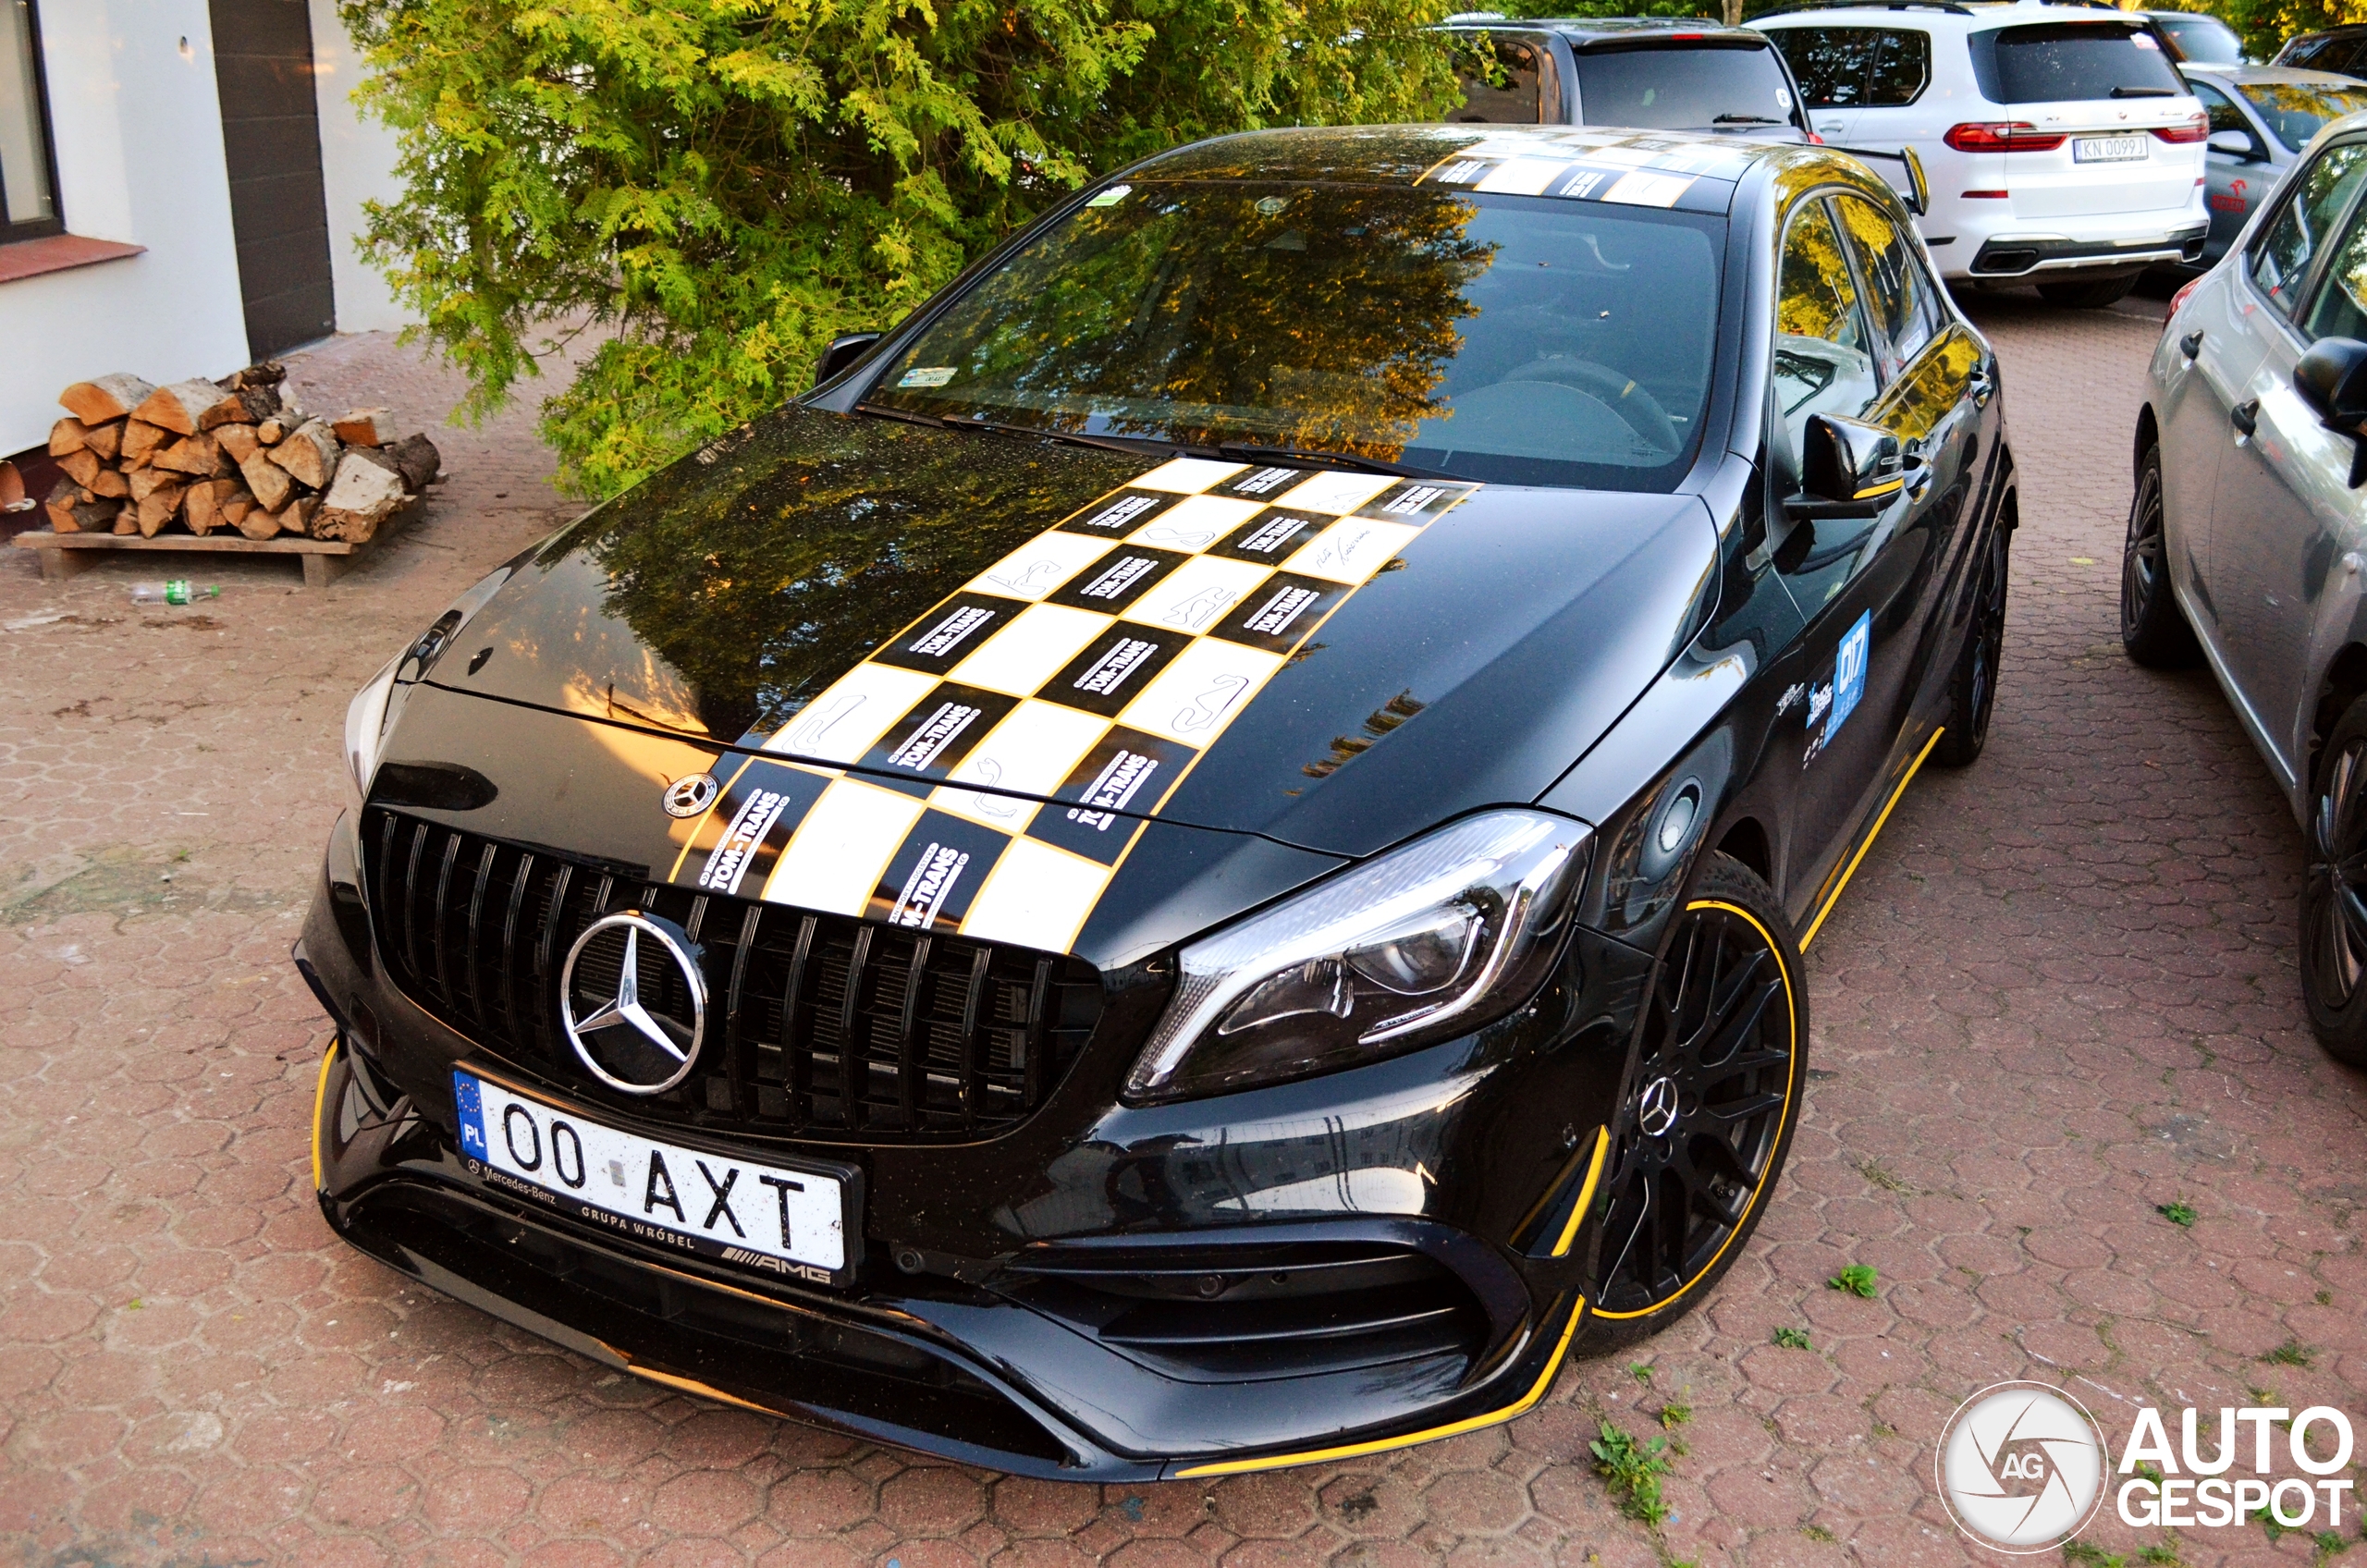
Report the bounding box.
[1937,1381,2110,1552]
[662,772,719,818]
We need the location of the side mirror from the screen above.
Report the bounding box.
[2208,129,2263,160]
[1788,413,1903,519]
[813,331,884,389]
[1898,145,1929,217]
[2297,336,2367,485]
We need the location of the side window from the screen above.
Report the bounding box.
[1833,194,1942,376]
[1,0,62,241]
[1454,38,1544,125]
[2252,143,2367,318]
[2192,80,2248,137]
[1773,29,1873,109]
[1774,199,1881,476]
[1864,30,1932,107]
[2300,185,2367,340]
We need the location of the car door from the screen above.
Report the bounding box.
[2191,79,2273,259]
[2209,138,2367,779]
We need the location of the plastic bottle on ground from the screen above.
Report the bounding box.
[129,581,222,606]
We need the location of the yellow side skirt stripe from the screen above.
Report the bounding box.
[1550,1127,1610,1258]
[1799,727,1943,950]
[311,1038,340,1193]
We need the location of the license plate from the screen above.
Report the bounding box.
[2073,135,2149,163]
[453,1071,859,1287]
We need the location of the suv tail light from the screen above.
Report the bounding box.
[1944,121,2068,153]
[2169,276,2202,319]
[2152,114,2210,144]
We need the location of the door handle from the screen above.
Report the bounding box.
[1967,368,1995,406]
[2232,398,2260,436]
[1902,450,1934,499]
[2180,329,2204,360]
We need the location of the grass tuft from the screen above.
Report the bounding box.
[1773,1326,1812,1350]
[1827,1264,1879,1298]
[2261,1338,2315,1367]
[2156,1200,2197,1227]
[1590,1419,1673,1525]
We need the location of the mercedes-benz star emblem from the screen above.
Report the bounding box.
[559,913,706,1095]
[662,772,719,818]
[1637,1075,1680,1137]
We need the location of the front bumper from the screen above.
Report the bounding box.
[300,813,1651,1478]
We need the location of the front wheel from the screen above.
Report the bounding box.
[2303,697,2367,1065]
[2037,275,2138,309]
[1578,854,1808,1351]
[2121,441,2202,668]
[1934,515,2010,767]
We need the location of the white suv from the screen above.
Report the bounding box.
[1757,1,2209,306]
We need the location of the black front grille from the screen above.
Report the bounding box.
[360,809,1103,1139]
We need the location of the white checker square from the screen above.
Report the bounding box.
[1274,471,1398,516]
[1118,636,1287,746]
[1281,517,1425,584]
[765,664,940,764]
[947,602,1111,696]
[758,778,925,914]
[974,532,1114,601]
[929,700,1110,829]
[1603,171,1694,209]
[1121,554,1273,635]
[1130,457,1249,494]
[1475,158,1572,195]
[959,837,1115,950]
[1127,494,1265,553]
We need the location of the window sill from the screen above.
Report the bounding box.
[0,234,146,285]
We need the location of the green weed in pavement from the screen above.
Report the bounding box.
[1590,1419,1673,1525]
[2157,1200,2197,1227]
[1828,1264,1879,1298]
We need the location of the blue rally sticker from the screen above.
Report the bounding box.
[454,1071,488,1160]
[1829,611,1870,737]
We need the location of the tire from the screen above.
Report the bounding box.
[1933,514,2010,767]
[2303,696,2367,1065]
[2037,275,2139,309]
[1576,853,1809,1352]
[2121,441,2202,668]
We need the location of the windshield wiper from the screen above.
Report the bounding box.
[853,402,1168,459]
[1713,114,1786,124]
[1215,443,1453,480]
[2111,85,2177,97]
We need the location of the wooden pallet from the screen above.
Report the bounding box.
[11,500,415,587]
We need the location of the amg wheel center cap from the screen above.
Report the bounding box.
[560,913,706,1095]
[1637,1074,1680,1137]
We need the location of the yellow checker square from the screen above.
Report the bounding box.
[764,663,940,764]
[947,602,1113,697]
[1131,457,1249,494]
[1125,494,1267,554]
[1282,516,1426,585]
[973,531,1116,602]
[929,699,1110,829]
[1274,471,1398,516]
[758,777,926,915]
[959,835,1116,951]
[1121,554,1274,637]
[1118,636,1287,747]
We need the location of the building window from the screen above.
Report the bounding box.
[0,0,60,243]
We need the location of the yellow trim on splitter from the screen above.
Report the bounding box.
[1170,1292,1588,1477]
[1550,1126,1611,1258]
[1799,727,1944,951]
[311,1038,340,1193]
[1591,898,1799,1320]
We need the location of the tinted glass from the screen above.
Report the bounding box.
[0,0,55,227]
[1834,194,1941,375]
[1572,44,1796,130]
[1774,200,1879,472]
[1867,31,1933,106]
[2237,80,2367,153]
[2156,14,2245,66]
[2251,142,2367,315]
[1976,23,2187,104]
[2190,80,2248,134]
[1772,28,1877,108]
[1454,38,1544,125]
[868,185,1726,492]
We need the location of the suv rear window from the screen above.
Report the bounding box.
[1573,43,1797,131]
[1969,22,2187,104]
[1769,27,1932,110]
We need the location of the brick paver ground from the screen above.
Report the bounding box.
[3,293,2361,1567]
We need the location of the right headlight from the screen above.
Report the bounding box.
[1124,810,1592,1105]
[341,563,517,815]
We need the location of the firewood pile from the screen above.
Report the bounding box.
[42,363,442,545]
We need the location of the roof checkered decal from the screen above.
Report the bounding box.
[1417,128,1758,208]
[664,458,1479,953]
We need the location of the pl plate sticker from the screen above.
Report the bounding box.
[1803,610,1871,768]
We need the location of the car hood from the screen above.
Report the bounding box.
[426,404,1719,860]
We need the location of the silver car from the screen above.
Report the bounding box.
[2182,65,2367,265]
[2127,108,2367,1062]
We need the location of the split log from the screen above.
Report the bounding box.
[57,448,104,488]
[385,433,443,493]
[182,477,244,535]
[48,417,91,456]
[239,449,295,512]
[275,493,319,537]
[127,465,178,504]
[133,377,246,435]
[225,361,285,390]
[223,489,263,535]
[268,418,340,489]
[43,478,115,533]
[136,481,188,538]
[111,509,138,535]
[233,383,280,423]
[215,423,260,465]
[121,420,171,466]
[332,408,391,447]
[59,374,157,426]
[313,455,407,542]
[255,417,288,447]
[156,431,232,478]
[87,466,129,499]
[84,420,124,461]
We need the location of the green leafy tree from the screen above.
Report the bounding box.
[337,0,1466,498]
[2218,0,2364,60]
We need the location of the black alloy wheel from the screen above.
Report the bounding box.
[2303,695,2367,1065]
[1935,514,2011,767]
[2121,442,2201,668]
[1583,855,1806,1344]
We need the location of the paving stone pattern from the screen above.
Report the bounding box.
[2,298,2361,1567]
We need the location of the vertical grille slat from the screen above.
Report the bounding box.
[359,809,1098,1142]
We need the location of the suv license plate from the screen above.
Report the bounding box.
[2074,135,2149,163]
[453,1070,859,1286]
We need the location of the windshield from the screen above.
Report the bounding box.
[865,183,1726,492]
[1973,23,2189,104]
[2238,80,2367,152]
[1573,44,1797,129]
[2157,14,2245,65]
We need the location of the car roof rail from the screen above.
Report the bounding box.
[1757,1,1978,16]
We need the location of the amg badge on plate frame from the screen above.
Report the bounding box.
[662,772,719,818]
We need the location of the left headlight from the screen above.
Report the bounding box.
[343,655,400,815]
[1124,810,1592,1105]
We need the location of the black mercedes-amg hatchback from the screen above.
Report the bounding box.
[301,124,2014,1480]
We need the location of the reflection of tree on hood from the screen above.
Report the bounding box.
[911,186,1496,460]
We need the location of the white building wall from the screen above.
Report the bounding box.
[308,0,411,335]
[0,2,251,456]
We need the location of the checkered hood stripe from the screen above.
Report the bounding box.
[665,459,1479,953]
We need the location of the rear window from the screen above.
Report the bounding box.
[1573,43,1797,131]
[1453,37,1546,125]
[2238,80,2367,153]
[2154,14,2245,66]
[1767,27,1931,110]
[1970,22,2188,104]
